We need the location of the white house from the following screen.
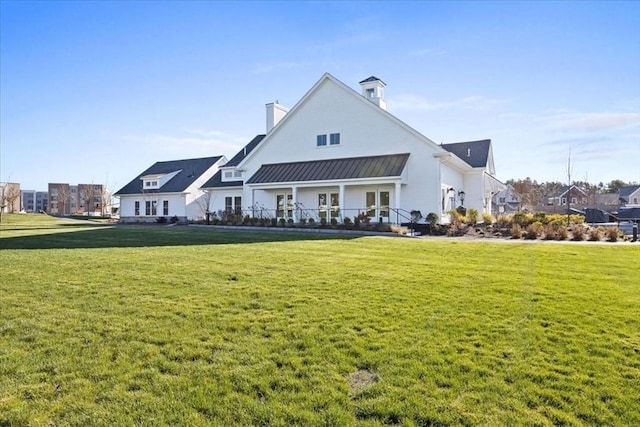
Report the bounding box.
[201,73,503,224]
[115,156,225,222]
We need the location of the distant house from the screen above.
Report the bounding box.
[115,156,225,222]
[200,73,503,224]
[618,185,640,206]
[491,184,521,214]
[546,185,588,207]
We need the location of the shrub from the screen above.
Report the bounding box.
[426,212,439,224]
[588,227,602,242]
[510,224,523,239]
[556,226,569,240]
[572,225,585,241]
[278,218,286,227]
[156,216,167,224]
[342,217,352,229]
[286,218,294,227]
[320,217,327,227]
[524,223,541,240]
[606,227,620,242]
[448,209,464,226]
[170,215,179,224]
[570,214,585,225]
[298,218,307,226]
[543,224,556,240]
[482,213,493,226]
[533,211,548,225]
[512,212,533,227]
[270,218,277,227]
[353,216,360,228]
[308,218,316,226]
[330,218,338,227]
[467,209,479,225]
[495,214,512,229]
[410,210,423,222]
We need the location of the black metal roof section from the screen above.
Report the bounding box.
[200,170,243,189]
[359,76,386,85]
[225,134,266,167]
[441,139,491,168]
[246,153,410,185]
[115,156,222,195]
[617,207,640,220]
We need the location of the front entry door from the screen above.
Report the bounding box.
[366,190,390,222]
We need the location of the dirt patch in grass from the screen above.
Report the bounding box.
[347,369,379,397]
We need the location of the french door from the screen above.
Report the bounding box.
[318,192,340,221]
[366,190,390,222]
[276,193,293,218]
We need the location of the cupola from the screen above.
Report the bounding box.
[359,76,387,110]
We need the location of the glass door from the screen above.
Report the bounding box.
[318,192,340,221]
[276,193,293,219]
[365,190,390,222]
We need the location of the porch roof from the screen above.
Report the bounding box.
[246,153,410,185]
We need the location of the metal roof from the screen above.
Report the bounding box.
[115,156,222,195]
[246,153,410,185]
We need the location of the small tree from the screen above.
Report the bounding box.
[3,184,20,213]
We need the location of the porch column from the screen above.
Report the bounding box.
[292,186,298,222]
[339,184,345,222]
[395,181,402,214]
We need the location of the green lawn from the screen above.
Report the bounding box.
[1,214,638,426]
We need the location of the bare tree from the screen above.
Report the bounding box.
[56,185,72,216]
[3,184,21,213]
[195,190,216,222]
[79,185,94,216]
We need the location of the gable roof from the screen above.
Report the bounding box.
[555,185,588,198]
[246,153,410,185]
[236,73,441,168]
[619,185,640,198]
[200,170,243,189]
[441,140,491,168]
[359,76,386,85]
[223,134,266,167]
[115,156,223,195]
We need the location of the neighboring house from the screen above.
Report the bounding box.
[618,185,640,206]
[115,156,225,222]
[202,73,503,224]
[0,182,21,213]
[491,184,521,215]
[21,190,48,213]
[545,185,588,207]
[593,193,619,209]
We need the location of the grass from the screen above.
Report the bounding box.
[1,214,639,426]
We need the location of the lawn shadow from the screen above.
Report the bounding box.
[0,224,360,250]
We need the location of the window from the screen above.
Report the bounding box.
[145,181,151,187]
[276,194,293,218]
[135,201,140,216]
[317,134,327,147]
[561,197,567,205]
[499,197,506,203]
[234,171,242,178]
[571,197,577,204]
[225,197,233,214]
[234,196,242,215]
[224,171,233,179]
[145,201,157,216]
[366,88,375,98]
[330,133,340,145]
[163,200,169,216]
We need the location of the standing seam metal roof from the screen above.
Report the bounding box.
[246,153,410,184]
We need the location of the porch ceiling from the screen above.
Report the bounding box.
[246,153,410,185]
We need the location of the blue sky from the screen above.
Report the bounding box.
[1,1,639,191]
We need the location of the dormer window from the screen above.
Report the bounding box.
[366,88,375,98]
[224,171,233,179]
[144,180,159,189]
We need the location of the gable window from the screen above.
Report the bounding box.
[499,197,506,203]
[163,200,169,216]
[224,171,233,179]
[330,133,341,145]
[571,197,577,204]
[135,201,140,216]
[561,197,567,205]
[316,134,327,147]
